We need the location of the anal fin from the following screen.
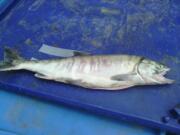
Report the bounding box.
[35,73,52,80]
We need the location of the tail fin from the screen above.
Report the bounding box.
[0,47,24,71]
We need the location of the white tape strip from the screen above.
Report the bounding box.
[39,44,76,57]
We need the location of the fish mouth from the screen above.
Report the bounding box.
[154,68,174,84]
[159,68,170,76]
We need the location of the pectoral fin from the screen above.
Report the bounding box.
[111,73,137,81]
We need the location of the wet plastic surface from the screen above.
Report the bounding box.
[0,90,158,135]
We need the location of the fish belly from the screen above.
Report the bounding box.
[53,55,141,90]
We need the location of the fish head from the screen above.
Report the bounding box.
[138,59,174,84]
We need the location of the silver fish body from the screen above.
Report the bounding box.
[0,48,173,90]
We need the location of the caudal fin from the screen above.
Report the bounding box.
[0,47,24,71]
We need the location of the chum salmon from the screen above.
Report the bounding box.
[0,48,173,90]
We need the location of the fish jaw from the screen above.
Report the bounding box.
[152,68,174,84]
[153,75,174,84]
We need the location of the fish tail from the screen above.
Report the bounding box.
[0,47,24,71]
